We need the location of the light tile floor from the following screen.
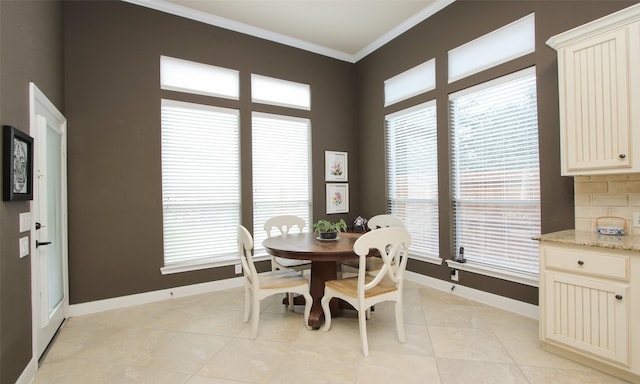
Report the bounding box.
[33,281,632,384]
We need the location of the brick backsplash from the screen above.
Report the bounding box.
[574,174,640,234]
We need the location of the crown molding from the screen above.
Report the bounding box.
[123,0,455,63]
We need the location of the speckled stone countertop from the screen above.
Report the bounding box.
[533,229,640,252]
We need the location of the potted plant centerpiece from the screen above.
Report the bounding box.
[313,218,347,241]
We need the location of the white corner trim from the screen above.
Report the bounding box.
[68,277,244,317]
[16,358,37,384]
[405,270,539,320]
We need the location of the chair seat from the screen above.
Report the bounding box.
[238,225,312,339]
[322,227,411,357]
[325,275,397,298]
[275,257,311,269]
[341,257,383,272]
[259,270,309,290]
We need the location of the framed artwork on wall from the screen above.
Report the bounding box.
[3,125,34,201]
[326,183,349,214]
[325,151,348,182]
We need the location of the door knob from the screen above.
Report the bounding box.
[36,240,52,248]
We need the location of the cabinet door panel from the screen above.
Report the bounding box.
[562,28,630,173]
[545,272,629,366]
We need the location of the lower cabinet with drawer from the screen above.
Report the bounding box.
[539,242,639,382]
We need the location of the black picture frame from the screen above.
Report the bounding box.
[3,125,34,201]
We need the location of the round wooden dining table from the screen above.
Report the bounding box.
[262,232,362,329]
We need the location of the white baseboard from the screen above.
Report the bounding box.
[68,273,536,321]
[68,277,244,317]
[405,271,539,320]
[67,272,538,320]
[16,358,36,384]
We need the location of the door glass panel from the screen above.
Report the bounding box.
[46,122,63,312]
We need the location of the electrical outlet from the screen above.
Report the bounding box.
[634,212,640,228]
[234,264,242,274]
[450,268,459,281]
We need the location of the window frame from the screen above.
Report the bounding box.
[385,100,441,265]
[448,66,541,286]
[160,99,241,274]
[251,111,313,257]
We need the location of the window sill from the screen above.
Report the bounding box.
[409,254,443,265]
[160,253,271,275]
[445,259,538,287]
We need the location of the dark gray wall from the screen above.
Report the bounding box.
[355,0,638,305]
[2,0,639,380]
[63,1,358,304]
[0,1,64,382]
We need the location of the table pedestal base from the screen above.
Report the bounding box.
[279,260,362,329]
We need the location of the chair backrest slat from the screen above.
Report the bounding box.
[367,214,406,231]
[238,225,258,284]
[353,227,411,296]
[264,215,305,238]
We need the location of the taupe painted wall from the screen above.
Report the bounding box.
[0,1,64,382]
[63,1,358,304]
[2,0,639,380]
[355,0,639,304]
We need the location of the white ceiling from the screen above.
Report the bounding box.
[124,0,455,62]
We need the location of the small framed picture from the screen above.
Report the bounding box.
[326,183,349,214]
[325,151,348,182]
[3,125,34,201]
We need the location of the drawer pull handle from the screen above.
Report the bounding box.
[615,294,623,300]
[577,260,584,266]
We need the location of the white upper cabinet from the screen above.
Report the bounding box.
[547,4,640,175]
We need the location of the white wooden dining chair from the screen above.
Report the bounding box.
[264,215,311,310]
[341,214,406,276]
[238,225,312,339]
[321,227,411,357]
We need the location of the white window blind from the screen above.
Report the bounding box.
[386,101,439,261]
[160,56,239,99]
[252,112,311,255]
[384,59,436,106]
[448,13,535,83]
[450,67,540,277]
[161,99,240,269]
[251,74,311,110]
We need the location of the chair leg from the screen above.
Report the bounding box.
[395,300,406,343]
[243,285,251,323]
[288,292,294,311]
[302,290,312,329]
[358,307,369,357]
[321,293,332,332]
[250,296,260,339]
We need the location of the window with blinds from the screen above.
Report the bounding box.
[160,56,239,99]
[161,99,240,270]
[450,67,540,277]
[386,101,439,261]
[251,74,311,110]
[252,112,311,255]
[384,59,436,106]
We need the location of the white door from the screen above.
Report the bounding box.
[30,83,68,360]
